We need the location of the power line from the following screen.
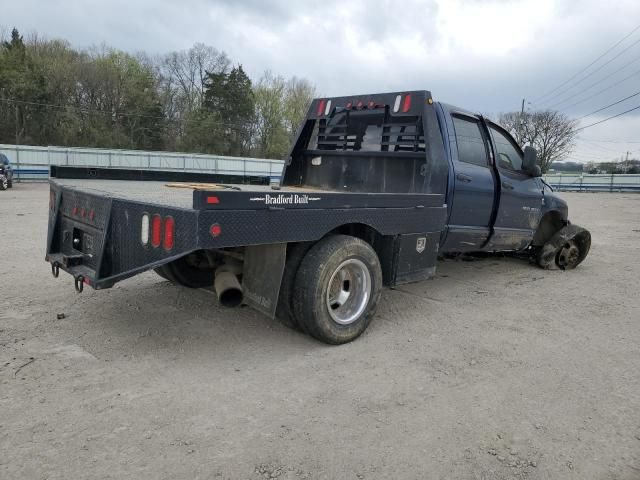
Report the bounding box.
[577,90,640,120]
[540,36,640,107]
[533,23,640,103]
[575,104,640,132]
[546,53,640,109]
[578,139,626,153]
[555,67,640,111]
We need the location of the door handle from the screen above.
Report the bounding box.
[456,173,473,183]
[502,181,514,190]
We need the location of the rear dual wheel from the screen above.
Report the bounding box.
[275,242,313,331]
[292,235,383,345]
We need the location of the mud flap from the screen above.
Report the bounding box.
[537,224,591,270]
[242,243,287,318]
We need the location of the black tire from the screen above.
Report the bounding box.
[537,224,591,270]
[275,242,313,331]
[154,264,178,283]
[7,177,12,188]
[154,251,218,288]
[293,235,383,345]
[0,176,7,191]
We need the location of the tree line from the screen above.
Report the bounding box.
[0,28,316,159]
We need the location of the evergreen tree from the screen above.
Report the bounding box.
[203,65,254,155]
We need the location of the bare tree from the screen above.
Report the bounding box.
[283,76,315,142]
[499,110,577,173]
[253,71,288,158]
[160,43,230,114]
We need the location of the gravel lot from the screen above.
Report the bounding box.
[1,183,639,480]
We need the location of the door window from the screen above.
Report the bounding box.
[489,126,523,172]
[452,116,488,167]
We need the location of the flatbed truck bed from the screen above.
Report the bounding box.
[47,168,446,320]
[52,178,339,209]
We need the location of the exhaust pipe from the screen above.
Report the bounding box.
[214,264,243,307]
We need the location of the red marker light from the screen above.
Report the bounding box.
[72,206,77,216]
[80,208,86,218]
[402,94,412,113]
[163,216,175,251]
[356,100,363,109]
[151,214,162,248]
[206,196,220,204]
[210,223,222,237]
[368,100,375,109]
[317,99,326,116]
[89,209,95,221]
[346,102,352,109]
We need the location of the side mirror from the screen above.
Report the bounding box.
[530,164,542,177]
[523,146,541,177]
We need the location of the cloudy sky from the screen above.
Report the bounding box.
[3,0,640,162]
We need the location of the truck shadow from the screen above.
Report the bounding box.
[64,253,542,361]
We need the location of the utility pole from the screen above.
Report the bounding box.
[15,103,19,145]
[518,98,525,144]
[625,150,630,173]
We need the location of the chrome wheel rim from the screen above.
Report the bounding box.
[326,258,371,325]
[557,240,580,269]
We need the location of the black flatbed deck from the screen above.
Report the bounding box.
[52,178,336,210]
[47,167,448,291]
[52,177,445,211]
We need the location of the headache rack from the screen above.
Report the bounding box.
[315,109,426,153]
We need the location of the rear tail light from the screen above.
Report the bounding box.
[141,213,150,245]
[163,216,175,251]
[402,94,412,113]
[151,214,162,248]
[317,99,326,116]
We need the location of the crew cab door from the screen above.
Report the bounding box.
[442,114,496,251]
[485,123,543,250]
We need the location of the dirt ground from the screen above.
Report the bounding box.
[1,183,639,480]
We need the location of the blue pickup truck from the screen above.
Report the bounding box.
[46,90,591,344]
